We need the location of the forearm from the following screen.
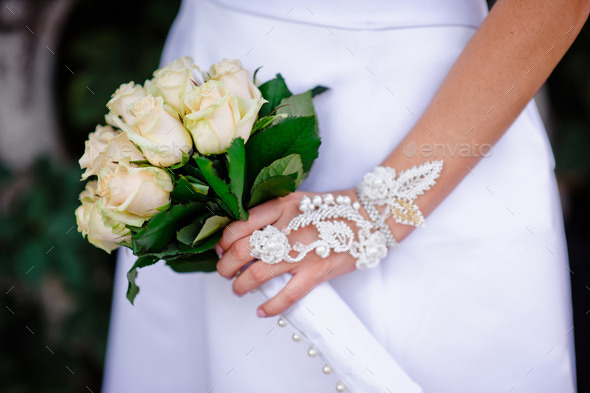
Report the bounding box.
[382,0,589,242]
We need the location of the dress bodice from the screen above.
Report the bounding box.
[205,0,488,30]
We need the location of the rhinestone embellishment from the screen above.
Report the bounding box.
[249,161,443,269]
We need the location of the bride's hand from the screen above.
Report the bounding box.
[216,190,358,317]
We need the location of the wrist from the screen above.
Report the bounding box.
[337,189,414,244]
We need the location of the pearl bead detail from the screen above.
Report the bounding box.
[292,333,302,342]
[277,318,286,327]
[315,245,328,257]
[336,381,346,392]
[307,346,318,358]
[312,195,322,206]
[322,364,332,374]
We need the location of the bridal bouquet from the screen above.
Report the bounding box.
[75,57,326,303]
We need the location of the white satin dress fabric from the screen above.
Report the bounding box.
[102,1,577,392]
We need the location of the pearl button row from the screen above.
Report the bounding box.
[278,317,347,392]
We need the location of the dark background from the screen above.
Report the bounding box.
[0,0,588,392]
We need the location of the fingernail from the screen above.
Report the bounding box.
[256,308,267,318]
[215,244,224,258]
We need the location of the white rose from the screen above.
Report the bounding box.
[125,95,193,167]
[183,80,265,155]
[207,58,262,100]
[92,132,146,176]
[75,181,130,253]
[147,56,200,114]
[79,125,145,180]
[105,110,128,131]
[79,125,119,180]
[106,82,147,124]
[97,160,173,227]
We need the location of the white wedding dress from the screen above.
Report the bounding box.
[102,1,577,392]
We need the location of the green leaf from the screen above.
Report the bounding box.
[277,90,314,118]
[138,244,179,259]
[132,202,203,252]
[258,74,292,117]
[126,269,140,304]
[127,233,221,292]
[183,161,206,182]
[178,230,222,253]
[194,215,231,243]
[311,85,329,97]
[195,156,240,219]
[185,176,209,193]
[176,219,205,245]
[136,229,219,259]
[226,138,248,220]
[252,115,286,132]
[126,255,159,305]
[253,66,263,83]
[248,173,298,207]
[155,201,171,211]
[165,249,219,273]
[252,154,303,191]
[175,209,229,246]
[171,175,209,203]
[245,116,321,191]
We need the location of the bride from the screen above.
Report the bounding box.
[103,0,586,392]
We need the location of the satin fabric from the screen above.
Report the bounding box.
[103,1,577,392]
[257,273,423,392]
[207,0,488,30]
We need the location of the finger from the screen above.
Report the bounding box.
[257,269,318,317]
[218,198,283,252]
[216,237,257,279]
[232,260,292,296]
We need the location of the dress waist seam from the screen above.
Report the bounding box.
[204,0,482,32]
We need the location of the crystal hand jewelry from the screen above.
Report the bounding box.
[357,160,444,248]
[250,194,388,269]
[249,160,443,269]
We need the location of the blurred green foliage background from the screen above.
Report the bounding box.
[0,0,588,392]
[1,0,180,391]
